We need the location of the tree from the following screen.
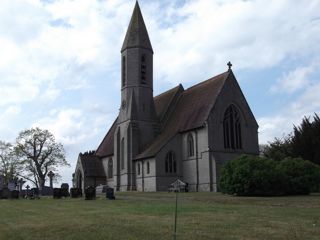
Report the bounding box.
[263,137,292,161]
[14,128,69,190]
[0,141,20,185]
[291,114,320,165]
[263,113,320,165]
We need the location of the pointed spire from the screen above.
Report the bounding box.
[121,1,153,53]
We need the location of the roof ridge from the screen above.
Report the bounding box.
[184,71,229,92]
[154,84,183,99]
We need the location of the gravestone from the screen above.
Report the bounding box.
[70,188,82,198]
[106,188,115,200]
[1,187,10,199]
[8,182,16,191]
[53,188,62,199]
[60,183,69,197]
[11,190,19,199]
[30,188,40,199]
[85,186,96,200]
[0,175,3,190]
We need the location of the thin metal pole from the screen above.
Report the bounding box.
[173,191,178,240]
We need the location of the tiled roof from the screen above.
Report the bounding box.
[95,71,230,159]
[80,152,106,177]
[134,71,230,159]
[95,119,117,157]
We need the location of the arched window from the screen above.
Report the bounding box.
[108,158,113,178]
[121,138,125,169]
[187,133,194,157]
[223,105,242,149]
[165,151,176,173]
[147,161,150,174]
[122,56,126,87]
[141,54,146,84]
[137,163,140,175]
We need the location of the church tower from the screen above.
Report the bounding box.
[114,1,158,191]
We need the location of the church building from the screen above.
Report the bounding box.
[73,2,259,192]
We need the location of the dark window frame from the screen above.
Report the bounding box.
[223,105,242,149]
[187,133,194,157]
[165,151,177,174]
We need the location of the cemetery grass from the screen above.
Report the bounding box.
[0,192,320,240]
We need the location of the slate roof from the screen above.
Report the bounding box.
[95,119,118,157]
[121,1,153,53]
[80,152,106,177]
[134,71,230,159]
[95,71,230,159]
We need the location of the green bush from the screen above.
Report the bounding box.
[277,157,320,195]
[219,155,320,196]
[219,155,284,196]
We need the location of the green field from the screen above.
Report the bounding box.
[0,192,319,240]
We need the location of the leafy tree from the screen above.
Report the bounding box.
[0,141,20,185]
[14,128,69,190]
[263,137,292,161]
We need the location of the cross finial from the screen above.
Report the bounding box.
[227,61,232,71]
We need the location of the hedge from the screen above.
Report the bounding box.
[219,155,320,196]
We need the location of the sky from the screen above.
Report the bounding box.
[0,0,320,187]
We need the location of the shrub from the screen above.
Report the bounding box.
[219,155,320,196]
[277,157,320,195]
[219,155,284,196]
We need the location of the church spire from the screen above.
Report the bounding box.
[121,1,153,53]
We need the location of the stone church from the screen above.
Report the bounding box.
[73,2,259,192]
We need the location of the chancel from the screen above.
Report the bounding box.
[73,1,259,192]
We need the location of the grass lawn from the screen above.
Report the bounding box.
[0,192,319,240]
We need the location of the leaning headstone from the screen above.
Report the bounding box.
[85,186,96,200]
[1,187,10,199]
[70,188,82,198]
[11,190,19,199]
[106,188,115,200]
[53,188,61,199]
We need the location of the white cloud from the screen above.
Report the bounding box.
[259,77,320,143]
[148,0,320,85]
[271,63,318,93]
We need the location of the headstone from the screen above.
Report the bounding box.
[31,188,40,199]
[106,188,115,200]
[85,186,96,200]
[0,175,3,190]
[53,188,62,199]
[1,187,10,199]
[70,188,82,198]
[11,190,19,199]
[8,181,15,191]
[41,186,52,196]
[96,185,107,197]
[60,183,70,197]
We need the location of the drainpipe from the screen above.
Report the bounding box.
[142,161,145,192]
[195,130,199,192]
[208,147,213,192]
